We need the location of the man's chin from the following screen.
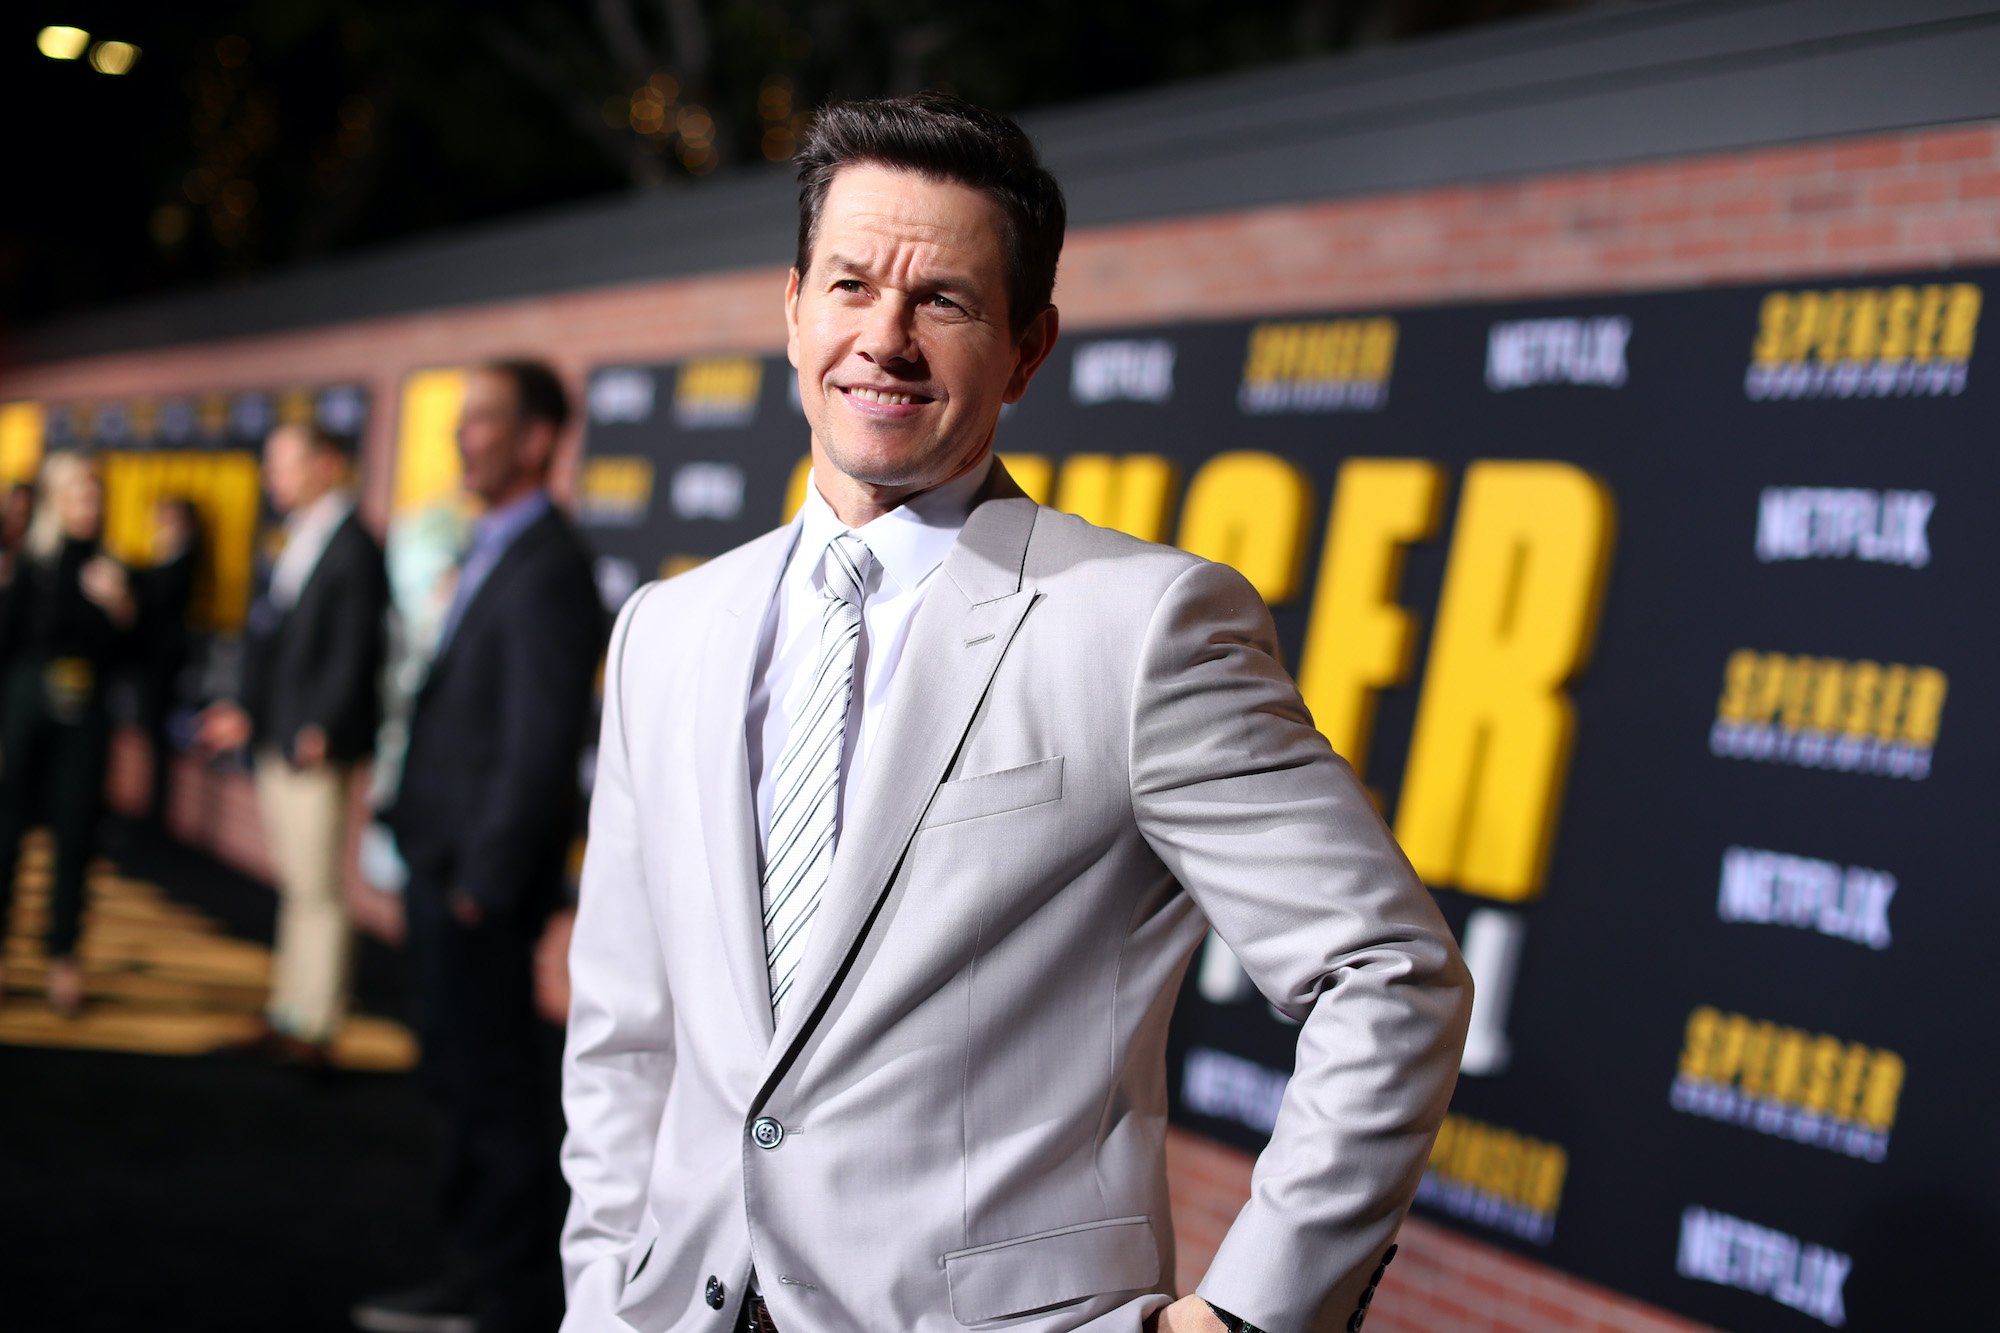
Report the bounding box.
[821,442,987,495]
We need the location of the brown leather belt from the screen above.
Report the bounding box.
[739,1296,779,1333]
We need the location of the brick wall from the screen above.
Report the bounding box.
[25,116,2000,1333]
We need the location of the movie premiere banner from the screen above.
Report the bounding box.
[576,271,1992,1330]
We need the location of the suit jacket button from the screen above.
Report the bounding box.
[1359,1286,1373,1307]
[705,1275,726,1309]
[751,1116,785,1149]
[1348,1310,1366,1331]
[1382,1244,1398,1266]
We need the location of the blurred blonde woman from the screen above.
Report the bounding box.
[0,453,136,1015]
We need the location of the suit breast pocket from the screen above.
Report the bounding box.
[919,756,1064,831]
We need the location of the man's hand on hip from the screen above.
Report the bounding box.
[196,702,252,754]
[290,724,328,768]
[1146,1295,1229,1333]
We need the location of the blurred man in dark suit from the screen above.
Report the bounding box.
[200,424,387,1064]
[359,360,604,1333]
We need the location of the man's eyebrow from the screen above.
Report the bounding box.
[821,254,984,296]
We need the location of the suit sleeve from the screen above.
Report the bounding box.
[1128,559,1473,1333]
[559,586,674,1327]
[295,535,388,755]
[455,554,605,917]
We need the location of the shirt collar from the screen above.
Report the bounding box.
[473,488,551,553]
[287,488,354,537]
[796,455,992,596]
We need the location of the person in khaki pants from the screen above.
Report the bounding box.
[200,422,388,1066]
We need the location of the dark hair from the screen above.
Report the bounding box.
[483,358,571,433]
[156,495,203,527]
[299,422,353,459]
[794,92,1066,337]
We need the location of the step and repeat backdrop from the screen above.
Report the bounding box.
[574,269,1992,1331]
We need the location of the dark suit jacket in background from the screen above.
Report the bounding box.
[389,505,605,921]
[238,512,390,765]
[135,544,199,699]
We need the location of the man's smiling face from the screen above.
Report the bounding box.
[785,163,1057,523]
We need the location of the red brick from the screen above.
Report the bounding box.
[1710,190,1777,221]
[1785,184,1857,216]
[1668,155,1742,188]
[1567,206,1624,236]
[1744,222,1824,253]
[1868,176,1952,208]
[1959,170,2000,201]
[1915,125,1998,164]
[1593,243,1659,269]
[1905,214,2000,248]
[1637,202,1699,227]
[1824,220,1901,251]
[1669,235,1734,261]
[1830,137,1908,171]
[1750,144,1830,178]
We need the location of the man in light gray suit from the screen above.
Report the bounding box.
[560,93,1471,1333]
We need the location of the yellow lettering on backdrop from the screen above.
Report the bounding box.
[1175,451,1313,604]
[1940,283,1982,361]
[1912,285,1949,362]
[783,454,813,522]
[1800,1035,1845,1115]
[1751,292,1792,365]
[998,453,1052,505]
[1394,462,1616,901]
[1053,454,1178,542]
[100,450,263,630]
[1789,292,1825,362]
[1680,1007,1721,1080]
[1858,1050,1906,1131]
[1843,289,1884,361]
[1811,290,1852,365]
[1296,458,1445,779]
[1526,1144,1568,1215]
[0,402,46,483]
[1901,667,1949,747]
[1879,287,1919,361]
[394,369,467,516]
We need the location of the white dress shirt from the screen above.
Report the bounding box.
[747,457,992,859]
[268,489,356,610]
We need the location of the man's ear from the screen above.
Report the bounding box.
[784,267,803,369]
[523,418,560,477]
[1003,305,1061,403]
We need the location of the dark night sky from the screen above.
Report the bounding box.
[2,0,1586,330]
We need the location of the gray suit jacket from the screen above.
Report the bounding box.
[560,465,1472,1333]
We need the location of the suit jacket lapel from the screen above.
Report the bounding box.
[692,524,799,1048]
[290,513,356,623]
[424,510,551,692]
[768,469,1041,1064]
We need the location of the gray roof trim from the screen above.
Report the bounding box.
[13,0,2000,365]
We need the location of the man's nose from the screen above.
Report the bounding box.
[855,298,921,369]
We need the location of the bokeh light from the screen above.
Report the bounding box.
[89,40,140,75]
[36,26,89,60]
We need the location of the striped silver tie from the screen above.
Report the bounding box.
[762,531,873,1017]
